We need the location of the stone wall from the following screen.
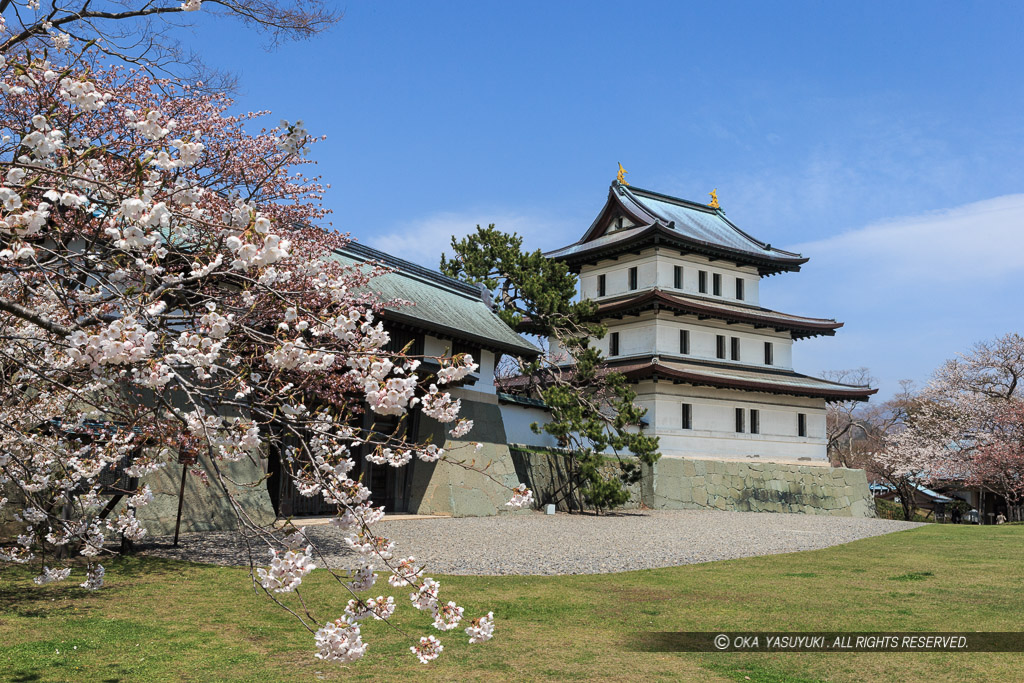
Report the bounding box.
[508,444,642,512]
[129,450,277,536]
[406,392,529,517]
[503,449,874,517]
[2,411,874,545]
[641,457,876,517]
[0,449,277,542]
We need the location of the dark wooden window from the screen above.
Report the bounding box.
[764,341,773,365]
[798,413,807,437]
[736,277,744,300]
[673,265,683,289]
[610,331,620,356]
[681,403,692,430]
[735,407,745,433]
[680,329,690,355]
[383,324,425,356]
[750,409,760,434]
[713,273,722,296]
[628,267,638,291]
[597,274,606,297]
[716,335,726,359]
[731,337,740,361]
[698,270,708,294]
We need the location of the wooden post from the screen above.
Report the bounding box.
[173,462,188,546]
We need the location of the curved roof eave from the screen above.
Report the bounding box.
[547,224,809,275]
[549,183,809,275]
[594,289,843,339]
[614,358,877,402]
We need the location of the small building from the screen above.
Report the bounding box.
[269,242,541,518]
[542,181,877,464]
[870,482,954,520]
[133,242,541,534]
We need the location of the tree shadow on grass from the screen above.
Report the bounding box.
[0,574,100,618]
[0,555,204,617]
[9,666,127,683]
[98,554,202,578]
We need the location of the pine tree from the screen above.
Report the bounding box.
[442,225,660,513]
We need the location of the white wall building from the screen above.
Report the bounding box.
[543,182,876,464]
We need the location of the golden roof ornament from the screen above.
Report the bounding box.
[708,188,720,209]
[617,162,629,186]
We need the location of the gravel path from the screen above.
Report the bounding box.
[139,510,923,576]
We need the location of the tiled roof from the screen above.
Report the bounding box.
[496,392,548,409]
[330,242,539,357]
[595,289,843,339]
[607,355,876,401]
[545,183,808,275]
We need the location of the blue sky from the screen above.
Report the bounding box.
[178,1,1024,400]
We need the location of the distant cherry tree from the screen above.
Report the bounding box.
[964,401,1024,520]
[824,370,921,520]
[877,333,1024,521]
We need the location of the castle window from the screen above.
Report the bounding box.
[610,332,620,357]
[750,409,760,434]
[713,273,722,296]
[680,329,690,355]
[628,267,638,291]
[716,335,726,359]
[764,341,773,365]
[597,274,606,297]
[735,407,745,433]
[698,270,708,294]
[674,265,682,289]
[681,403,692,430]
[731,337,740,361]
[798,413,807,437]
[736,277,744,300]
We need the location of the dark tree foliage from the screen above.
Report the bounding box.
[442,225,660,513]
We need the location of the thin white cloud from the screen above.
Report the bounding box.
[792,194,1024,281]
[775,194,1024,400]
[362,210,577,268]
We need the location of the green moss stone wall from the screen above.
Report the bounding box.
[129,450,277,536]
[640,458,876,517]
[406,395,530,518]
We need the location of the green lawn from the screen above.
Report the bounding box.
[2,524,1022,682]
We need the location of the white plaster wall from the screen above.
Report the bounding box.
[423,335,496,395]
[597,312,794,370]
[579,252,659,300]
[423,335,450,358]
[475,350,497,394]
[500,403,559,448]
[636,381,827,461]
[580,250,761,305]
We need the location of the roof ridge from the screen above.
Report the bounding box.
[622,184,719,214]
[336,241,482,299]
[622,183,805,259]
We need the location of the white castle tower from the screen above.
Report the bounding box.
[544,179,875,463]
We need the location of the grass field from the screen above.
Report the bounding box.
[1,523,1022,682]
